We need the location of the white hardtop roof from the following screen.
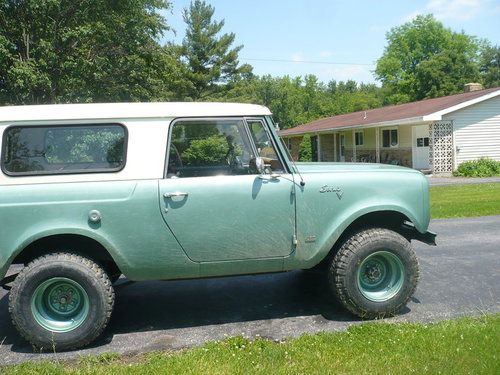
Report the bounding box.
[0,102,272,123]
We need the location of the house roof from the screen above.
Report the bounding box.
[280,86,500,136]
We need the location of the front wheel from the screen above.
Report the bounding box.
[9,253,115,351]
[328,228,419,318]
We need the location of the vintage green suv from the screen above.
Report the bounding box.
[0,102,435,350]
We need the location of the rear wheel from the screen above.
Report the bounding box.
[329,228,419,318]
[9,253,114,351]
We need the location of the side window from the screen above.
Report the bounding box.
[355,131,364,146]
[247,119,284,172]
[167,119,256,178]
[2,125,126,175]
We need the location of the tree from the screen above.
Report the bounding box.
[414,35,481,99]
[375,15,481,103]
[479,45,500,88]
[298,134,313,162]
[180,0,252,99]
[0,0,175,105]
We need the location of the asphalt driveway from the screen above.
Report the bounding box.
[1,215,499,365]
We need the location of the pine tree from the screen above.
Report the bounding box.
[181,0,251,99]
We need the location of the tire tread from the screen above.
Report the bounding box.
[8,252,115,350]
[329,227,419,319]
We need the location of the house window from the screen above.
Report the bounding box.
[416,137,429,147]
[382,128,398,148]
[355,131,364,146]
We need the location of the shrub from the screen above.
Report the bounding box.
[298,134,313,162]
[453,158,500,177]
[182,135,229,166]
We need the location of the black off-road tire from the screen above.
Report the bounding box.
[9,253,115,351]
[328,228,419,319]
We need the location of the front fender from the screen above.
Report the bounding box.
[284,169,430,270]
[285,205,420,270]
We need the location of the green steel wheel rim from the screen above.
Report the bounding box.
[30,277,90,333]
[357,251,405,302]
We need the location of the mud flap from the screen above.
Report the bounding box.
[401,222,437,246]
[0,273,18,291]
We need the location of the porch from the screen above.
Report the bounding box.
[282,121,454,173]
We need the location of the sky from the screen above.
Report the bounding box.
[160,0,500,85]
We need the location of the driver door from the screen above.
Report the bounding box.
[158,117,295,263]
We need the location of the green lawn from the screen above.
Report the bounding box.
[3,314,499,375]
[430,183,500,218]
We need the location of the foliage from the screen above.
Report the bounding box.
[430,183,500,218]
[298,134,313,162]
[45,128,124,164]
[0,1,386,128]
[180,0,252,100]
[181,135,229,166]
[375,15,481,103]
[216,75,384,129]
[479,44,500,88]
[0,3,498,133]
[0,0,176,104]
[453,158,500,177]
[2,315,499,374]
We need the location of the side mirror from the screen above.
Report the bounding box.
[255,157,266,174]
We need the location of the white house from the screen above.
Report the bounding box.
[280,84,500,174]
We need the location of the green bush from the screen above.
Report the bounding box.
[453,158,500,177]
[182,135,229,166]
[298,134,313,162]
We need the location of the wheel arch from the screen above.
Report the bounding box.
[9,232,125,279]
[303,208,417,270]
[339,210,413,239]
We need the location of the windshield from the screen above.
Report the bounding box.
[265,116,297,173]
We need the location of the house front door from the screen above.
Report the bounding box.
[412,125,430,170]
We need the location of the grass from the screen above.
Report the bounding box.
[430,183,500,218]
[2,314,499,375]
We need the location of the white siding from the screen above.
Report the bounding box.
[444,95,500,165]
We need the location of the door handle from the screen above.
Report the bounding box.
[258,174,281,181]
[163,192,189,198]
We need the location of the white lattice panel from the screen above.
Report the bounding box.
[429,121,454,174]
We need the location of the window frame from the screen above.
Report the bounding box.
[416,137,429,147]
[264,115,293,173]
[245,117,287,172]
[164,116,289,179]
[1,123,128,177]
[355,130,364,146]
[381,127,399,148]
